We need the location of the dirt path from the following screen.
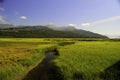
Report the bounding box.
[22,51,63,80]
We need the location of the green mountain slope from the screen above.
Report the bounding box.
[0,25,108,38]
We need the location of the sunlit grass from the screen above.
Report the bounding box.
[0,38,120,80]
[55,41,120,80]
[0,39,57,80]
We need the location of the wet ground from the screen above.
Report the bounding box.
[22,51,63,80]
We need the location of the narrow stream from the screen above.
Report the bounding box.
[22,49,63,80]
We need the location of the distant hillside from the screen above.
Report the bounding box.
[0,25,108,38]
[46,24,76,31]
[47,25,108,38]
[0,24,15,29]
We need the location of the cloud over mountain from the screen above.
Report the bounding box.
[68,24,76,27]
[81,16,120,27]
[0,15,9,24]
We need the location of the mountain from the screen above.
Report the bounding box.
[47,25,108,38]
[0,25,108,38]
[46,24,76,31]
[0,24,15,29]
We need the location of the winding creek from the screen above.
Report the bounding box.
[22,49,63,80]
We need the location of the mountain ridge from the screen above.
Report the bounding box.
[0,24,108,38]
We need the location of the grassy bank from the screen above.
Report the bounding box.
[0,38,57,80]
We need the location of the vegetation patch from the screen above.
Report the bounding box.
[0,39,57,80]
[0,38,120,80]
[54,41,120,80]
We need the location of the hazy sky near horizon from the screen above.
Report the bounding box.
[0,0,120,38]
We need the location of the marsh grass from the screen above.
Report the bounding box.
[54,41,120,80]
[0,38,57,80]
[0,38,120,80]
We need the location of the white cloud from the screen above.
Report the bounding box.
[68,24,77,27]
[81,23,90,27]
[0,7,4,11]
[48,22,54,25]
[91,16,120,26]
[0,15,9,24]
[81,16,120,27]
[20,16,27,20]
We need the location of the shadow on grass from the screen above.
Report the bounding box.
[58,42,75,46]
[22,51,64,80]
[73,72,85,80]
[101,61,120,80]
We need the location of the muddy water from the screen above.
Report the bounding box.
[22,51,63,80]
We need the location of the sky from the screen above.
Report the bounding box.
[0,0,120,38]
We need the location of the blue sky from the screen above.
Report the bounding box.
[0,0,120,38]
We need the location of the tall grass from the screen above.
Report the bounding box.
[0,39,57,80]
[54,41,120,80]
[0,38,120,80]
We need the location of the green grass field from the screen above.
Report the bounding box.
[55,41,120,80]
[0,38,57,80]
[0,38,120,80]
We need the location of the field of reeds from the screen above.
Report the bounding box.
[55,41,120,80]
[0,38,120,80]
[0,38,57,80]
